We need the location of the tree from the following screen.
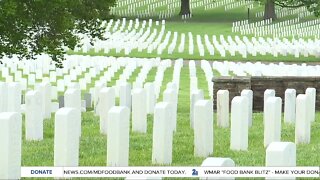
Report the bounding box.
[300,0,320,16]
[179,0,191,16]
[0,0,116,67]
[260,0,320,20]
[264,0,276,20]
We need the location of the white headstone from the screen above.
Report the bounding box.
[200,157,235,180]
[190,89,204,129]
[152,102,173,165]
[49,71,57,82]
[144,82,156,114]
[0,112,22,179]
[25,90,43,141]
[284,89,296,124]
[166,82,177,93]
[194,100,213,157]
[54,108,80,167]
[263,89,275,124]
[94,83,105,115]
[57,79,65,92]
[295,94,310,144]
[217,90,229,128]
[305,88,316,122]
[0,82,8,112]
[132,88,147,133]
[119,83,132,109]
[190,77,198,93]
[51,102,59,113]
[64,88,82,137]
[68,82,80,90]
[38,82,51,119]
[241,89,253,127]
[107,106,130,166]
[266,142,296,180]
[264,97,282,147]
[163,88,178,132]
[266,142,296,166]
[51,86,58,100]
[230,96,248,151]
[99,87,115,135]
[8,82,21,113]
[79,78,87,90]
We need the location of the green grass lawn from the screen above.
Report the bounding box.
[21,66,320,171]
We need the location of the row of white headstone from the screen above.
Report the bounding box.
[214,87,316,151]
[212,60,320,77]
[0,106,298,180]
[0,57,185,179]
[0,56,177,108]
[74,17,320,58]
[233,16,320,38]
[0,78,181,179]
[199,141,297,180]
[0,69,313,179]
[255,6,311,19]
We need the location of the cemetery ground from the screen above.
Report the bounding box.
[2,1,320,179]
[72,5,320,62]
[20,66,320,169]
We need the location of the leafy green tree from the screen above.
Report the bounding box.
[0,0,116,67]
[259,0,319,20]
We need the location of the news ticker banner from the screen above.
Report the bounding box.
[21,166,320,178]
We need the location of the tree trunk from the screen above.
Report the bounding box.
[179,0,190,16]
[264,0,277,20]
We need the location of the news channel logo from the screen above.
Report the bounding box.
[192,169,198,176]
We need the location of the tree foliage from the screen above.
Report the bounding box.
[0,0,116,67]
[257,0,320,19]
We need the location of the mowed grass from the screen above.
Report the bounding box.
[21,66,320,173]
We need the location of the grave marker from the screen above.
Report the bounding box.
[132,88,147,133]
[8,82,21,113]
[200,157,235,180]
[0,82,8,112]
[120,83,132,109]
[54,108,80,167]
[217,90,229,128]
[58,96,64,108]
[295,94,310,144]
[107,106,130,166]
[264,97,282,147]
[263,89,275,124]
[84,93,92,108]
[194,100,213,157]
[241,89,253,127]
[230,96,248,151]
[0,112,22,180]
[64,88,82,137]
[38,82,52,119]
[144,82,156,114]
[306,88,316,122]
[152,102,173,165]
[163,88,178,132]
[25,90,43,141]
[99,87,115,135]
[284,89,296,124]
[190,89,204,129]
[266,142,296,166]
